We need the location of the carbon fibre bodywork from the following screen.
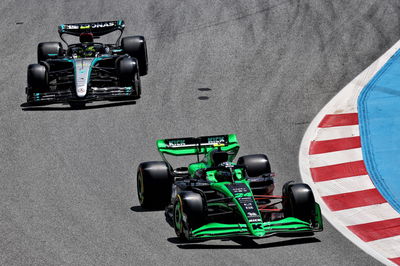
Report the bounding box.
[23,20,145,107]
[25,56,140,106]
[138,134,323,241]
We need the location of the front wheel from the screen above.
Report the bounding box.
[116,56,141,98]
[283,182,315,223]
[173,191,206,241]
[173,194,186,240]
[27,64,49,94]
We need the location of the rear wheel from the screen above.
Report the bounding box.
[237,154,271,177]
[137,161,172,209]
[238,154,274,195]
[173,191,206,241]
[121,36,148,76]
[283,182,315,222]
[37,42,63,62]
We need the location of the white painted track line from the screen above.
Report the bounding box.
[309,148,363,168]
[315,125,360,141]
[369,236,400,259]
[299,39,400,266]
[334,203,400,226]
[314,175,374,196]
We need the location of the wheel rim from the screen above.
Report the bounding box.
[137,171,145,205]
[174,195,184,235]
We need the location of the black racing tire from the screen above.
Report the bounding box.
[283,183,315,222]
[37,42,63,62]
[137,161,172,209]
[121,36,148,76]
[173,191,206,240]
[237,154,271,177]
[27,64,48,93]
[116,56,140,89]
[135,78,141,98]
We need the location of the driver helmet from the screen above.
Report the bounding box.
[210,150,229,166]
[79,32,94,43]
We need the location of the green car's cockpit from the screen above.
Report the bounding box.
[156,134,245,183]
[209,150,229,165]
[189,151,245,183]
[206,162,245,183]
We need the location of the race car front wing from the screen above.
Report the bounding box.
[23,86,138,106]
[190,216,323,240]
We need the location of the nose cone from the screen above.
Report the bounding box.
[75,59,93,97]
[250,223,266,237]
[76,78,87,97]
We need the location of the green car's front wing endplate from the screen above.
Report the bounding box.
[190,204,323,240]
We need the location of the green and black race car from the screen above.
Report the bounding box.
[137,134,323,241]
[23,20,147,108]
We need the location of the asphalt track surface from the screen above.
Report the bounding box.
[1,1,400,265]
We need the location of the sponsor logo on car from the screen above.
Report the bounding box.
[207,136,225,144]
[65,25,79,29]
[168,139,185,146]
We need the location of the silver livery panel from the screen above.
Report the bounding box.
[74,58,94,97]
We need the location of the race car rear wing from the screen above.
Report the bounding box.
[58,20,125,44]
[157,134,240,157]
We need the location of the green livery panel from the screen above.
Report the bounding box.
[191,205,323,240]
[140,134,323,241]
[157,134,240,158]
[192,217,314,239]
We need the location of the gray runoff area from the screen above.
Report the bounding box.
[0,0,397,265]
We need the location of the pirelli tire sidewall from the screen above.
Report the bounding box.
[237,154,271,177]
[173,194,185,239]
[116,56,140,90]
[37,42,63,63]
[136,161,172,209]
[121,36,148,76]
[27,64,49,94]
[173,191,206,240]
[283,183,316,223]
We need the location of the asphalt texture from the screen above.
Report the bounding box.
[1,0,400,265]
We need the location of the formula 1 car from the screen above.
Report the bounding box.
[24,20,147,108]
[136,134,323,241]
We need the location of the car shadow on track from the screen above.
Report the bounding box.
[168,237,320,249]
[130,206,164,213]
[20,100,137,111]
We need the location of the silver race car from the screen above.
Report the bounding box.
[23,20,147,108]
